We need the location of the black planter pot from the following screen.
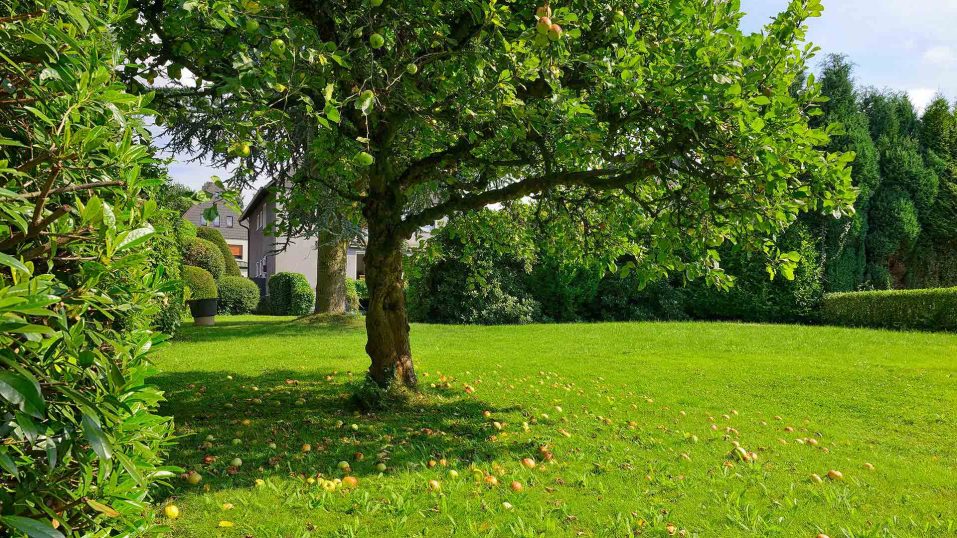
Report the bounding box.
[188,298,218,326]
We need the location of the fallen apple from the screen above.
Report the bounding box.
[428,479,442,491]
[376,462,388,472]
[827,470,844,481]
[510,481,523,492]
[164,505,180,519]
[342,476,359,488]
[521,457,536,469]
[231,458,243,467]
[186,471,202,485]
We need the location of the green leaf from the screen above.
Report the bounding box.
[0,252,29,274]
[86,499,120,518]
[116,225,155,251]
[81,414,113,460]
[0,447,18,478]
[0,372,46,418]
[0,516,64,538]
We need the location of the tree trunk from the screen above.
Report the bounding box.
[363,227,417,389]
[315,231,348,314]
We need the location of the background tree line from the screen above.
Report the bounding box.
[408,55,957,325]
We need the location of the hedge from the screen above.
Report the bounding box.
[268,272,315,315]
[183,265,218,300]
[183,236,225,279]
[218,276,261,314]
[197,226,242,277]
[820,287,957,332]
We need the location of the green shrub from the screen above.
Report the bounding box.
[183,266,218,300]
[268,272,315,316]
[345,278,362,312]
[0,3,175,533]
[176,216,198,245]
[183,236,225,279]
[218,276,261,314]
[593,276,689,322]
[196,226,242,277]
[821,288,957,331]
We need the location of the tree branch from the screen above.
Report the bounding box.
[399,162,658,236]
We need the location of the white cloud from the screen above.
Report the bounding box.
[907,88,938,113]
[922,46,956,66]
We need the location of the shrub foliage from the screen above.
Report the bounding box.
[218,276,261,314]
[183,265,218,300]
[821,288,957,332]
[182,236,225,279]
[0,2,175,535]
[268,272,315,316]
[196,226,242,277]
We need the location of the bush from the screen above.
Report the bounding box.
[197,226,242,277]
[183,236,225,279]
[593,276,689,322]
[183,266,219,300]
[0,3,175,534]
[218,276,261,314]
[268,272,315,316]
[821,288,957,331]
[345,278,362,312]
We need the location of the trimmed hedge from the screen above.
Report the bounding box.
[197,226,242,277]
[183,265,218,300]
[268,272,315,316]
[821,287,957,332]
[218,276,261,314]
[183,236,225,279]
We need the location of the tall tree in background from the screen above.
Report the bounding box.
[862,92,939,288]
[911,96,957,286]
[123,0,855,388]
[810,55,879,291]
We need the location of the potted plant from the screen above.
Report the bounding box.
[183,265,219,326]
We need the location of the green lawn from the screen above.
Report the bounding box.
[151,316,957,537]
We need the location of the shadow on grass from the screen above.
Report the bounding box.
[153,369,529,498]
[174,315,365,344]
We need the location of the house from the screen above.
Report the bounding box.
[182,181,249,276]
[240,181,367,291]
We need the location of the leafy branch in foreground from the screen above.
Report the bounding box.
[1,1,176,535]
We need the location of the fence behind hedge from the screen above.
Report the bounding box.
[820,288,957,332]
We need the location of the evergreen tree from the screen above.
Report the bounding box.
[911,96,957,286]
[810,56,879,291]
[861,91,940,288]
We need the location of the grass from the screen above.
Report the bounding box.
[150,316,957,537]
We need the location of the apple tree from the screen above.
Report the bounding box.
[123,0,856,389]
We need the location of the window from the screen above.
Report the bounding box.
[229,244,243,259]
[226,215,234,228]
[212,214,220,227]
[257,210,264,230]
[200,214,207,225]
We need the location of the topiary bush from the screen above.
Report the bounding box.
[183,266,218,300]
[196,226,242,277]
[218,276,261,314]
[183,236,225,279]
[268,272,315,316]
[821,287,957,332]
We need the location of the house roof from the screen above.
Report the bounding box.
[239,179,278,222]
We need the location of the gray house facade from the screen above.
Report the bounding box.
[240,182,366,292]
[182,182,248,276]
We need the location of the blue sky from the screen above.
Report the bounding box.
[165,1,957,192]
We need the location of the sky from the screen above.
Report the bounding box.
[163,0,957,193]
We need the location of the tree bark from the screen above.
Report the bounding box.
[315,231,348,314]
[363,222,417,389]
